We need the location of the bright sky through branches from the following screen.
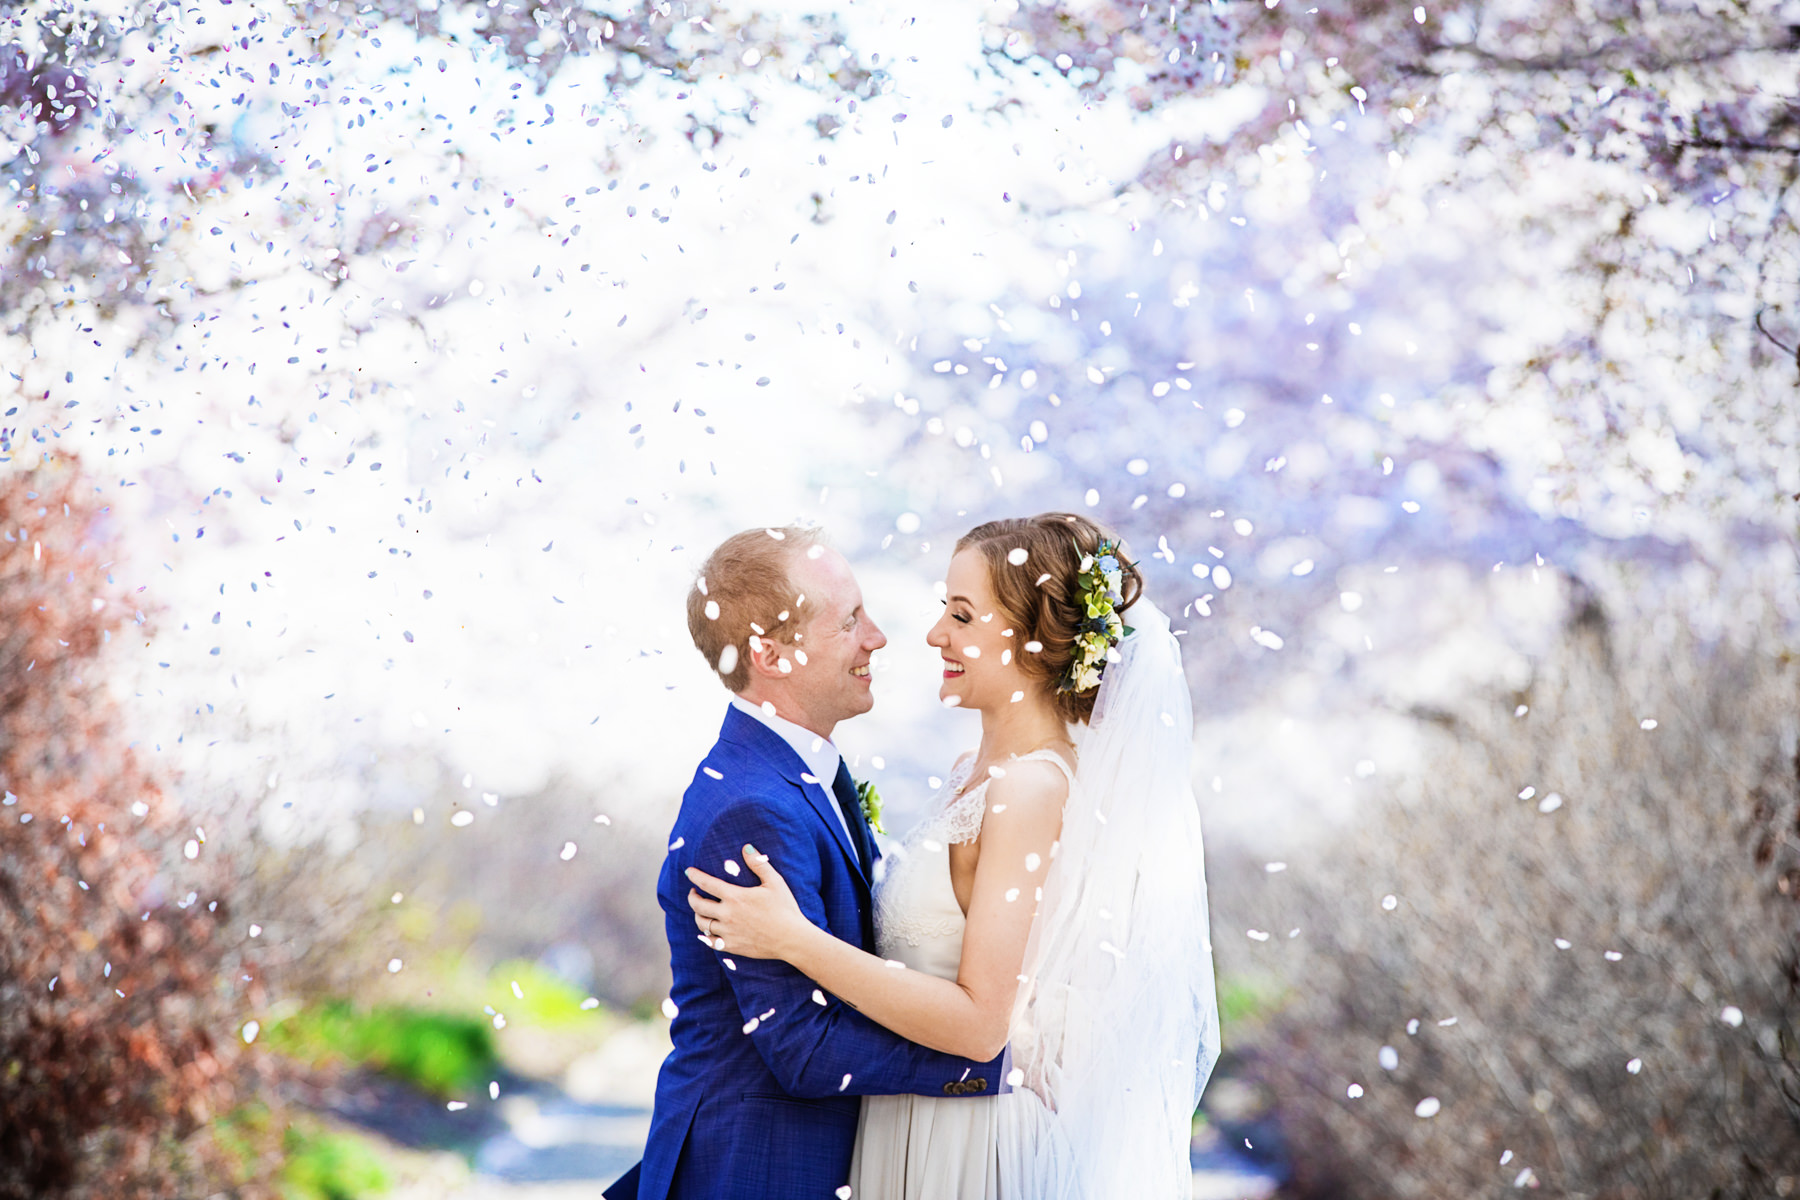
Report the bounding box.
[3,0,1796,849]
[3,0,1250,836]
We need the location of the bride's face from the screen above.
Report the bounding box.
[926,548,1029,713]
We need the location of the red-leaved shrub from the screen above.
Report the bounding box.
[0,465,247,1198]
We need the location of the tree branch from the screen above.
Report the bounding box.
[1454,38,1796,76]
[1673,137,1800,157]
[1754,307,1800,373]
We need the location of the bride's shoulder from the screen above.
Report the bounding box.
[972,756,1069,851]
[988,752,1073,808]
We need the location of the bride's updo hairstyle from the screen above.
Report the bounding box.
[955,512,1143,724]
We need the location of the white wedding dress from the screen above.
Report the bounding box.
[847,749,1072,1200]
[849,601,1220,1200]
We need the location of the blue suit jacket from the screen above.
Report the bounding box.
[606,705,1002,1200]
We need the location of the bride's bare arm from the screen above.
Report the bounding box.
[685,759,1067,1061]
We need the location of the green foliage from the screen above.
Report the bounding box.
[277,1124,391,1200]
[210,1105,391,1200]
[485,959,607,1032]
[1215,973,1285,1035]
[207,1102,277,1185]
[262,1002,496,1098]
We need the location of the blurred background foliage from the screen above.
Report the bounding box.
[1225,612,1800,1196]
[260,1002,499,1098]
[2,0,1798,1195]
[0,471,249,1198]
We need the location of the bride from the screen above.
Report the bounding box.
[684,512,1219,1198]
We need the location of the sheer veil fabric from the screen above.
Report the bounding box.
[998,599,1220,1198]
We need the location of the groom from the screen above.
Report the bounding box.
[605,526,1002,1200]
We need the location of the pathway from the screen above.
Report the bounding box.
[341,1024,1281,1198]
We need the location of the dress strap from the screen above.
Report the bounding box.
[1013,747,1077,786]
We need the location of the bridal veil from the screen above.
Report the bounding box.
[998,598,1220,1198]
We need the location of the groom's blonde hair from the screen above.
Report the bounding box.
[688,525,826,692]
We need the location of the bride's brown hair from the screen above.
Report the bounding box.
[954,512,1144,725]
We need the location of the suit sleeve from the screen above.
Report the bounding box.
[693,797,1004,1100]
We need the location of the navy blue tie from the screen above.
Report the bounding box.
[832,759,875,876]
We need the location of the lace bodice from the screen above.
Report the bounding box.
[872,750,1075,969]
[922,754,990,847]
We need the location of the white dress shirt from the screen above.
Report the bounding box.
[730,696,856,845]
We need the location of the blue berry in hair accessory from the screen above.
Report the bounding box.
[1060,538,1132,695]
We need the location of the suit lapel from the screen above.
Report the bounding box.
[717,706,870,889]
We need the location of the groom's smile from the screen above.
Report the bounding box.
[740,544,888,740]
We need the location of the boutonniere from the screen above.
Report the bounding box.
[855,779,886,836]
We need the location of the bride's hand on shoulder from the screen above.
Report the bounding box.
[686,846,814,961]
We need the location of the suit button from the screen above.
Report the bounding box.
[970,1078,987,1093]
[941,1081,961,1096]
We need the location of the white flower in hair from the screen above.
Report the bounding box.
[1060,538,1133,696]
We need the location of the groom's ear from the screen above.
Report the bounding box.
[742,630,795,683]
